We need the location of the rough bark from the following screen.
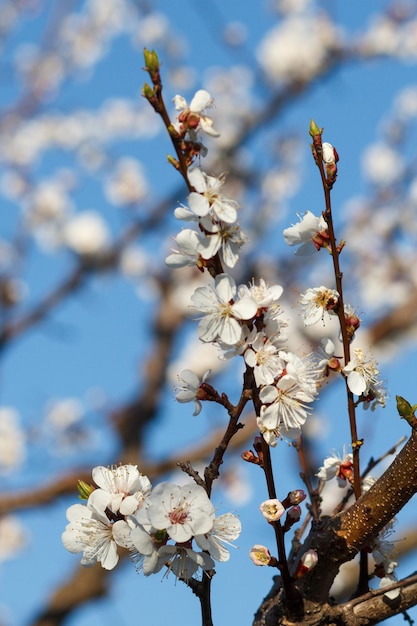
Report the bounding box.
[253,429,417,625]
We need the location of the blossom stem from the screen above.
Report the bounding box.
[312,130,368,594]
[260,436,299,607]
[313,137,361,502]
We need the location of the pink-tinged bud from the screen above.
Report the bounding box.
[289,490,306,505]
[260,499,285,523]
[241,450,259,464]
[282,506,301,532]
[250,545,271,566]
[253,436,263,453]
[295,549,318,578]
[288,505,302,521]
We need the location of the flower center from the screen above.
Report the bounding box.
[169,505,189,525]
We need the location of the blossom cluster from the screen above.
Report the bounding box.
[62,464,241,580]
[166,91,330,445]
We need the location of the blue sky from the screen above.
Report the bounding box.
[1,1,417,625]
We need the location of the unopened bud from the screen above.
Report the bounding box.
[282,490,306,508]
[309,119,323,139]
[282,506,301,532]
[322,142,338,165]
[295,549,318,578]
[241,450,259,464]
[142,82,154,100]
[143,48,160,72]
[250,545,271,566]
[77,480,94,500]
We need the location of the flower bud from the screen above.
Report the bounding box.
[77,480,94,500]
[241,450,259,464]
[143,48,160,72]
[249,545,271,566]
[142,82,154,100]
[260,499,285,523]
[282,490,306,508]
[282,506,301,532]
[309,119,322,139]
[295,549,318,578]
[322,142,338,165]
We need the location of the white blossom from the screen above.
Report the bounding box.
[105,157,148,206]
[88,465,152,516]
[198,215,248,268]
[188,167,239,224]
[343,348,381,396]
[173,89,220,138]
[316,449,353,487]
[283,211,328,255]
[244,332,284,387]
[195,513,241,562]
[299,286,339,326]
[191,273,258,345]
[62,211,110,257]
[0,408,25,474]
[175,368,211,416]
[62,503,127,570]
[136,482,215,543]
[259,499,285,522]
[165,229,201,268]
[258,351,319,442]
[158,544,214,580]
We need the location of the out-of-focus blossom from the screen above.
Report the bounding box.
[0,516,27,563]
[45,398,84,430]
[0,408,25,474]
[256,15,341,83]
[105,158,148,206]
[362,143,405,186]
[62,211,110,257]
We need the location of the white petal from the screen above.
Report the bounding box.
[347,371,367,395]
[189,89,212,112]
[188,192,210,216]
[232,296,258,320]
[215,273,236,302]
[188,167,206,192]
[218,317,242,345]
[173,95,187,110]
